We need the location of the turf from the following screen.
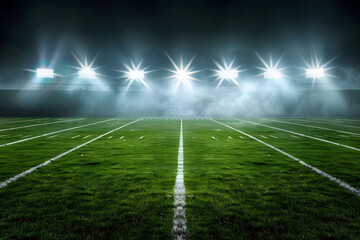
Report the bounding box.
[1,118,360,239]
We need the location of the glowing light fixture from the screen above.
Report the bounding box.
[79,67,96,79]
[211,58,242,89]
[306,68,324,78]
[166,53,199,91]
[264,69,282,80]
[36,68,54,78]
[119,60,150,90]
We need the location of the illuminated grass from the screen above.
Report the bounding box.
[1,118,360,239]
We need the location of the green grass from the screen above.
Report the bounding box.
[1,118,360,239]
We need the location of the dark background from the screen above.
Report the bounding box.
[0,0,359,117]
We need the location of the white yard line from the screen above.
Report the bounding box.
[0,118,44,125]
[0,118,84,132]
[0,119,141,189]
[240,120,360,152]
[0,119,115,148]
[295,119,360,130]
[339,135,350,138]
[71,135,80,139]
[239,136,244,139]
[269,135,278,139]
[48,135,57,138]
[269,119,360,136]
[84,135,91,139]
[108,136,113,139]
[212,119,360,197]
[173,119,186,239]
[291,135,299,139]
[260,135,267,139]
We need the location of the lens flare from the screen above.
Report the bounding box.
[71,51,100,79]
[36,68,54,78]
[211,58,243,89]
[300,50,338,81]
[118,60,150,91]
[165,53,199,92]
[255,51,286,80]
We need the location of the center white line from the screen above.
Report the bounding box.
[0,119,141,189]
[173,119,186,240]
[0,118,84,132]
[240,120,360,152]
[212,119,360,197]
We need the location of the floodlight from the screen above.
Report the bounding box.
[306,68,324,78]
[79,67,96,79]
[219,69,238,80]
[211,58,242,89]
[264,69,282,80]
[166,53,199,91]
[119,60,150,90]
[36,68,54,78]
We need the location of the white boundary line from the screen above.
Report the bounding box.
[240,120,360,152]
[0,119,116,148]
[269,119,360,136]
[173,119,186,239]
[211,119,360,197]
[0,118,84,132]
[0,118,44,125]
[0,119,141,189]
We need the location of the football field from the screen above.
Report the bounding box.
[1,118,360,239]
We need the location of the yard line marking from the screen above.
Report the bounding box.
[83,135,91,139]
[295,119,360,130]
[212,119,360,197]
[270,135,278,139]
[269,119,360,136]
[291,135,299,139]
[71,135,80,139]
[0,118,84,132]
[260,135,267,139]
[0,118,44,125]
[173,119,186,239]
[120,136,124,139]
[0,135,7,137]
[239,136,244,139]
[48,135,57,138]
[0,119,116,148]
[108,136,113,139]
[228,136,232,139]
[21,135,32,138]
[240,120,360,152]
[0,119,141,189]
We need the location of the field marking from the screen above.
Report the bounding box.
[173,119,186,239]
[239,136,244,139]
[291,135,299,139]
[295,119,360,130]
[260,135,267,139]
[0,119,141,189]
[0,135,7,137]
[212,119,360,197]
[269,119,360,136]
[0,118,84,132]
[84,135,91,139]
[339,135,350,138]
[0,119,115,148]
[48,135,57,139]
[71,135,80,139]
[270,135,278,139]
[240,120,360,152]
[0,118,44,125]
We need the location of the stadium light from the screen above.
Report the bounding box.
[306,68,324,78]
[264,69,282,80]
[36,68,54,78]
[79,67,96,79]
[166,53,199,91]
[212,58,242,89]
[119,60,150,90]
[255,51,286,80]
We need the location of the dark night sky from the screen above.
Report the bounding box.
[0,0,359,85]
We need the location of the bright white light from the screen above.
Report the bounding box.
[255,51,286,80]
[36,68,54,78]
[264,69,282,80]
[306,68,324,78]
[119,60,150,90]
[211,59,242,89]
[79,67,96,79]
[166,53,199,91]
